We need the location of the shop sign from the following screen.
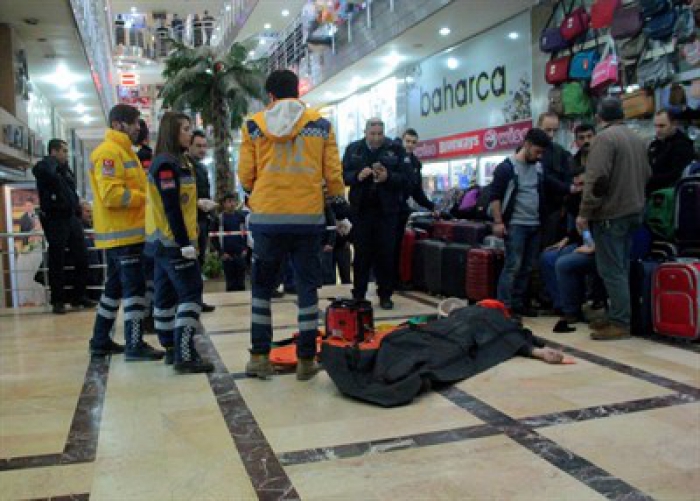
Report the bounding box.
[406,12,532,140]
[414,119,532,161]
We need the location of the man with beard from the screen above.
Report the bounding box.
[646,109,696,196]
[572,124,595,171]
[490,129,551,321]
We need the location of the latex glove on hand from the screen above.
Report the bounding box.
[336,218,352,236]
[181,245,197,260]
[197,199,219,212]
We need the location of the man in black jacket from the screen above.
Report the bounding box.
[538,112,579,219]
[646,109,696,196]
[187,130,217,312]
[32,139,94,314]
[343,118,409,309]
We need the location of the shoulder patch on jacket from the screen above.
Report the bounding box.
[102,159,116,176]
[299,118,330,139]
[246,120,264,140]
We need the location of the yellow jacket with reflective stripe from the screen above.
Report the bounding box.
[238,99,345,233]
[89,129,146,249]
[145,154,198,256]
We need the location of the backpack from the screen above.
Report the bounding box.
[645,187,676,240]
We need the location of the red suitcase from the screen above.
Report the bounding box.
[466,248,505,301]
[433,220,489,245]
[652,261,700,340]
[399,228,428,284]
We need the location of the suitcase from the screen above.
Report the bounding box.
[675,175,700,247]
[433,220,489,245]
[399,228,428,284]
[629,260,659,337]
[441,243,471,298]
[466,248,505,301]
[412,240,430,290]
[653,261,700,340]
[423,240,447,295]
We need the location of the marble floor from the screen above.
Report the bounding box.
[1,285,698,501]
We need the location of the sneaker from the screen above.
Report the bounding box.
[296,358,319,381]
[164,347,174,365]
[379,298,394,310]
[201,303,216,313]
[245,353,274,379]
[124,341,165,361]
[589,318,611,330]
[174,359,214,374]
[71,297,97,308]
[52,303,66,315]
[89,340,125,356]
[590,323,631,341]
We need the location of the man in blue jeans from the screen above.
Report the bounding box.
[238,70,345,380]
[490,129,551,321]
[577,98,651,340]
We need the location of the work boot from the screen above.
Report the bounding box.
[296,358,319,381]
[173,325,213,374]
[125,341,165,361]
[89,339,125,357]
[52,303,66,315]
[589,318,611,330]
[590,323,631,341]
[246,353,274,379]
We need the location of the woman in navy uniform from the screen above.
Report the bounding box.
[145,112,214,374]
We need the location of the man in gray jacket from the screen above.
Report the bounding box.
[577,98,651,341]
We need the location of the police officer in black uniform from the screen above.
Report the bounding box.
[33,139,94,314]
[342,118,409,309]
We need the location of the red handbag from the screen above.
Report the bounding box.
[560,1,590,41]
[590,0,621,29]
[546,54,572,84]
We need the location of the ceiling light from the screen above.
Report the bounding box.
[264,23,271,29]
[447,57,459,70]
[384,51,403,67]
[248,50,255,57]
[49,63,79,88]
[324,91,335,99]
[282,9,290,16]
[259,38,266,45]
[225,4,231,11]
[439,27,451,36]
[508,31,519,40]
[216,26,220,31]
[405,76,415,84]
[81,115,93,124]
[66,87,82,101]
[76,103,86,113]
[130,6,136,13]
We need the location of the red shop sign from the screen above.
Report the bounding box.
[414,120,533,161]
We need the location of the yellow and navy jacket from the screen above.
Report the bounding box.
[238,99,345,234]
[145,153,198,257]
[89,129,146,249]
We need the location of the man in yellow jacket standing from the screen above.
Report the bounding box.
[239,69,345,381]
[87,104,164,361]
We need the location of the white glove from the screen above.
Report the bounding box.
[197,199,219,212]
[336,218,352,236]
[181,245,197,260]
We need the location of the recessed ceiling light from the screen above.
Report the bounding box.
[225,4,231,11]
[264,23,271,29]
[66,87,82,101]
[282,9,290,17]
[130,6,136,13]
[508,31,519,40]
[439,27,451,36]
[405,76,415,84]
[216,26,220,31]
[248,50,255,57]
[447,57,459,70]
[81,115,93,124]
[76,103,86,113]
[259,38,266,45]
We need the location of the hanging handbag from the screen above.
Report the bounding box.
[682,39,700,65]
[644,5,678,40]
[541,1,572,52]
[674,6,697,42]
[591,38,620,91]
[622,89,656,118]
[548,86,564,115]
[562,81,593,117]
[560,0,591,41]
[546,53,572,84]
[619,33,647,65]
[591,0,622,29]
[569,46,601,79]
[611,5,643,38]
[637,41,676,88]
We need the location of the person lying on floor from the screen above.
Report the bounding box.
[322,300,568,407]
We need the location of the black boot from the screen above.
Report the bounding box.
[124,318,165,361]
[173,326,213,374]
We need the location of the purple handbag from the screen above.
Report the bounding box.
[611,4,643,38]
[540,1,571,52]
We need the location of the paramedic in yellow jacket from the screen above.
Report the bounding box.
[88,104,164,361]
[238,69,345,381]
[145,112,213,374]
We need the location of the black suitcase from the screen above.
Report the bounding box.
[441,243,471,298]
[675,175,700,247]
[629,259,659,337]
[412,240,430,290]
[423,240,447,295]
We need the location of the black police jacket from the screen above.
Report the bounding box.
[32,156,80,220]
[342,138,409,215]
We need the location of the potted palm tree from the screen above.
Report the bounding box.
[160,41,266,198]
